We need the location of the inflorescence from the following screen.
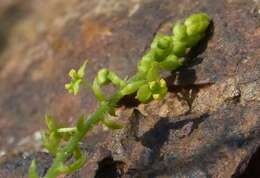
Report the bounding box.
[29,13,210,178]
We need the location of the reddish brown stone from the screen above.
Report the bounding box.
[0,0,259,177]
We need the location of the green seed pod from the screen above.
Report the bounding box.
[157,36,173,49]
[172,22,187,41]
[160,54,182,71]
[153,47,168,62]
[151,35,172,62]
[107,71,126,87]
[185,13,210,36]
[136,84,152,102]
[120,80,145,96]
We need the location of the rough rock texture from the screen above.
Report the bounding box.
[0,0,259,177]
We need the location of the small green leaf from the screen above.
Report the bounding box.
[46,132,60,155]
[28,160,39,178]
[78,61,87,78]
[59,151,87,174]
[45,115,59,131]
[72,79,81,95]
[103,118,124,130]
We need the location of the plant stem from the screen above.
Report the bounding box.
[44,91,126,178]
[44,102,110,178]
[44,73,143,178]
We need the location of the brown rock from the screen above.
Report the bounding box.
[0,0,259,178]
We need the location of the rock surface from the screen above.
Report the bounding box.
[0,0,259,177]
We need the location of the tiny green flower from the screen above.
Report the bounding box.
[149,79,167,100]
[65,61,87,95]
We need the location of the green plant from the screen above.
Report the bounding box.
[29,12,210,178]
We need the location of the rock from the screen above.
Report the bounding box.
[0,0,259,177]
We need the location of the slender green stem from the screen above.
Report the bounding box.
[44,92,125,178]
[44,102,110,178]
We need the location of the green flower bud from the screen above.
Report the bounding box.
[138,51,155,72]
[65,61,87,95]
[154,47,168,62]
[172,22,187,41]
[172,40,187,57]
[69,69,77,79]
[149,79,167,100]
[151,35,172,62]
[150,34,162,49]
[160,54,182,71]
[157,36,173,49]
[185,13,210,36]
